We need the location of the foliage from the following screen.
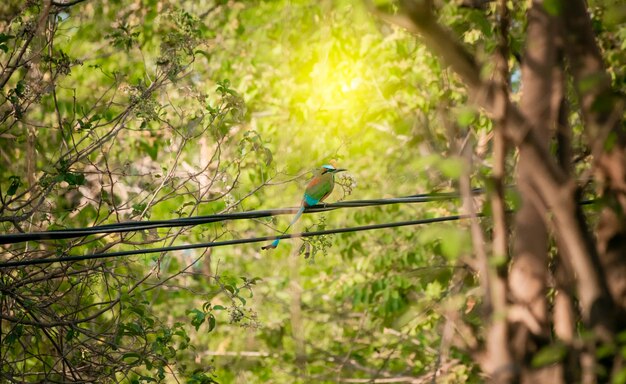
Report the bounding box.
[1,0,625,383]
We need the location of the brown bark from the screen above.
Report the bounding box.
[509,0,554,343]
[508,3,568,382]
[26,127,36,193]
[460,134,513,382]
[483,1,514,381]
[398,0,616,342]
[373,0,626,380]
[487,134,514,383]
[550,23,580,382]
[560,0,626,314]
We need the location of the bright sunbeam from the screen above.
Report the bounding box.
[291,34,381,133]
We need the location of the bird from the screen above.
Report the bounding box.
[261,164,346,250]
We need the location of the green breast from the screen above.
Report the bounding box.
[304,172,334,202]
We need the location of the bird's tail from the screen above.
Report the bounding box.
[261,238,280,250]
[287,205,305,228]
[261,206,305,250]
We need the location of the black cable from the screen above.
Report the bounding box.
[0,190,484,245]
[0,200,598,268]
[0,214,475,268]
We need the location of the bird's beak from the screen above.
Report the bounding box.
[333,168,347,173]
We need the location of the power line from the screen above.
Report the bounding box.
[0,199,597,268]
[0,214,475,268]
[0,190,484,245]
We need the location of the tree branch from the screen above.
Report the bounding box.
[561,0,626,315]
[394,0,615,340]
[51,0,88,7]
[0,2,52,90]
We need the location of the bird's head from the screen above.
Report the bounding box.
[321,164,347,174]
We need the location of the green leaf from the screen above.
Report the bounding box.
[195,49,211,61]
[0,33,14,44]
[123,322,144,336]
[129,305,145,317]
[207,314,216,332]
[440,227,471,260]
[614,367,626,384]
[122,352,143,365]
[437,158,464,179]
[531,343,567,368]
[425,281,443,300]
[7,176,21,196]
[542,0,563,16]
[6,324,23,344]
[577,72,607,93]
[188,309,206,331]
[132,203,148,216]
[457,108,476,127]
[617,330,626,344]
[63,172,85,186]
[139,140,159,160]
[65,328,78,342]
[15,80,25,97]
[596,342,615,359]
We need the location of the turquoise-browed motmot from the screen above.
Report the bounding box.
[261,164,346,250]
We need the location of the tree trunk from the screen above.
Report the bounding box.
[394,0,626,381]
